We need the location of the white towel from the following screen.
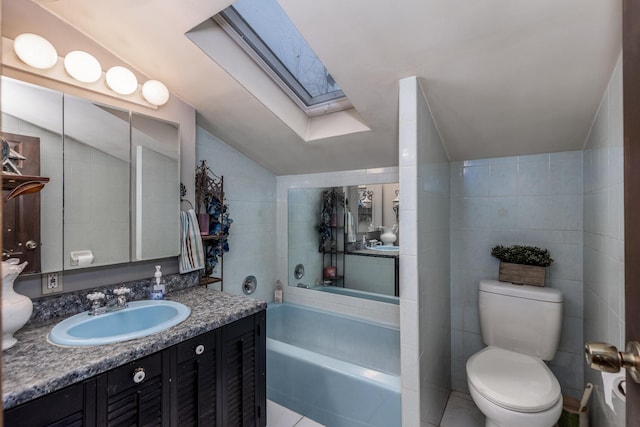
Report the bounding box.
[346,211,357,243]
[179,209,205,273]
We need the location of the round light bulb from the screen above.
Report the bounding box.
[64,51,102,83]
[142,80,170,106]
[13,33,58,70]
[105,66,138,95]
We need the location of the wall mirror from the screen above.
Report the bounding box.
[1,76,181,274]
[63,94,131,269]
[1,77,63,274]
[288,183,400,304]
[131,113,180,260]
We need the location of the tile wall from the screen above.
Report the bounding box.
[583,55,625,427]
[399,76,451,427]
[288,187,323,287]
[196,126,278,303]
[449,150,585,398]
[64,136,130,268]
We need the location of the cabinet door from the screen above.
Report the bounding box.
[172,328,220,426]
[221,311,266,427]
[96,351,169,427]
[4,379,96,427]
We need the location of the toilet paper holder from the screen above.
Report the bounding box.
[69,250,95,267]
[584,341,640,383]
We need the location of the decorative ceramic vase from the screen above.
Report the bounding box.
[2,259,32,350]
[380,226,397,246]
[197,213,210,235]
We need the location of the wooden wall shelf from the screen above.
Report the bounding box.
[2,174,50,191]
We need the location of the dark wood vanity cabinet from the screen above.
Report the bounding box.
[172,325,219,426]
[96,351,170,426]
[4,310,266,427]
[221,310,267,427]
[3,379,96,426]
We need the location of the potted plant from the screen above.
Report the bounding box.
[491,245,553,287]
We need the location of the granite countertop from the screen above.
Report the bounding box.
[2,287,267,409]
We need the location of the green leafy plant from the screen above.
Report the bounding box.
[491,245,553,267]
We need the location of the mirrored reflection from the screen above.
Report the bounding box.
[288,183,399,304]
[131,113,180,260]
[63,95,131,269]
[1,77,63,273]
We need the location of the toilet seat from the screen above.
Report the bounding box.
[466,346,561,413]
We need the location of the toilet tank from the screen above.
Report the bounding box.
[479,280,563,361]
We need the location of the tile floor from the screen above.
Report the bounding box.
[439,392,485,427]
[267,400,325,427]
[267,392,484,427]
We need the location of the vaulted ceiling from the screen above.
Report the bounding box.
[3,0,622,175]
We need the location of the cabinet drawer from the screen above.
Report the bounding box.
[176,329,217,364]
[107,351,162,396]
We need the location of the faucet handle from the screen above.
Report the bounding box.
[113,287,131,296]
[87,292,105,301]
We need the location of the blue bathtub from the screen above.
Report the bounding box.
[267,303,401,427]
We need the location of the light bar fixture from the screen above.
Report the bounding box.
[64,50,102,83]
[105,66,138,95]
[142,80,170,106]
[11,33,171,107]
[13,33,58,70]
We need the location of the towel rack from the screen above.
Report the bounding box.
[180,199,194,210]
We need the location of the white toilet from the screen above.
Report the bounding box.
[466,280,564,427]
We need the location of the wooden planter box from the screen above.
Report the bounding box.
[499,262,546,287]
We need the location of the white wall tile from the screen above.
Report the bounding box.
[196,127,278,302]
[450,149,584,398]
[582,54,625,425]
[489,162,518,196]
[461,165,489,197]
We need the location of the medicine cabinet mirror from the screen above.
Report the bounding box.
[1,76,181,274]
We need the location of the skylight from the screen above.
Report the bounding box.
[215,0,351,115]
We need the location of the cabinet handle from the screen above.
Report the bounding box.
[132,367,146,384]
[195,344,205,355]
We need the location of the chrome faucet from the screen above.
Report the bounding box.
[87,292,105,315]
[87,287,131,316]
[113,287,131,308]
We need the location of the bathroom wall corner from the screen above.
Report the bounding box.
[399,76,451,426]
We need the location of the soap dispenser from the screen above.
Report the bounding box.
[274,280,283,304]
[150,265,166,300]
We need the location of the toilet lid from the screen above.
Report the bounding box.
[467,346,561,412]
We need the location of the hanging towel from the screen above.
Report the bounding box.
[179,209,205,273]
[346,211,357,243]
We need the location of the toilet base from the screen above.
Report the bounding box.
[468,380,563,427]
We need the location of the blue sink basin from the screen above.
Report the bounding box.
[48,300,190,347]
[372,245,399,252]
